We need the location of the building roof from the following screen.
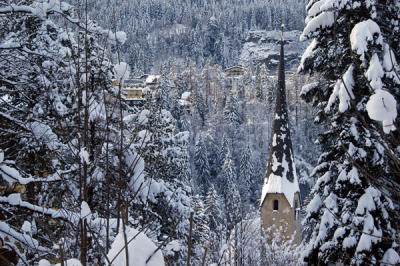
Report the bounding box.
[145,75,160,84]
[224,66,246,77]
[224,65,245,71]
[260,29,300,208]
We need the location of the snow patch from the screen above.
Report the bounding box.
[350,19,382,63]
[366,89,397,133]
[107,226,164,266]
[382,248,400,266]
[366,53,384,90]
[301,11,334,41]
[79,148,90,164]
[80,201,92,221]
[325,65,355,113]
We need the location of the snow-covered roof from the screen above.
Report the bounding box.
[260,154,300,207]
[181,91,191,100]
[224,65,245,71]
[145,75,160,84]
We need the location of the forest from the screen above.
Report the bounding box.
[0,0,399,265]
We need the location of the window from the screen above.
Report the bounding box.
[294,200,299,220]
[273,199,279,211]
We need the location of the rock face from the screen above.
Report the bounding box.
[240,30,309,74]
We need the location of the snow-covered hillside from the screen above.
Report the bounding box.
[240,30,309,74]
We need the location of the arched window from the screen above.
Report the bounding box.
[273,199,279,211]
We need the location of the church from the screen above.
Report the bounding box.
[260,26,301,244]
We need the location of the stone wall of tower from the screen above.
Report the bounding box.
[260,192,301,244]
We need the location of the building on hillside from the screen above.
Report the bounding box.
[224,66,246,77]
[224,66,246,97]
[260,26,301,245]
[112,75,160,105]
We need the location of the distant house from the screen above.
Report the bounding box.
[145,75,160,87]
[111,79,146,105]
[111,74,160,105]
[224,66,246,77]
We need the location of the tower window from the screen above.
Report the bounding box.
[294,200,299,220]
[273,199,279,211]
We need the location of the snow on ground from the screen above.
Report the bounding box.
[107,226,164,266]
[39,258,82,266]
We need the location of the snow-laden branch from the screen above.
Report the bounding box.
[0,193,74,221]
[0,221,49,253]
[0,164,62,186]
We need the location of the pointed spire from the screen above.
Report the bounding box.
[260,24,299,207]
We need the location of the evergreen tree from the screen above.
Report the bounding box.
[225,180,242,239]
[223,90,241,127]
[192,194,210,251]
[205,184,224,233]
[239,144,254,201]
[219,148,237,194]
[194,134,211,194]
[194,88,207,127]
[204,184,224,264]
[156,64,173,111]
[219,148,241,238]
[299,1,400,264]
[255,64,267,100]
[205,131,221,184]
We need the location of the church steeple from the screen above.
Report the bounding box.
[261,25,299,206]
[260,24,301,244]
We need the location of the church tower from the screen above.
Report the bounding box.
[260,25,301,244]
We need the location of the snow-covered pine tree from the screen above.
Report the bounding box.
[205,184,224,234]
[219,147,241,238]
[239,144,254,202]
[192,194,210,253]
[226,181,242,240]
[205,131,221,184]
[220,133,230,168]
[157,63,173,111]
[194,134,211,194]
[194,87,207,127]
[223,90,241,128]
[255,64,267,100]
[204,184,225,264]
[299,1,400,264]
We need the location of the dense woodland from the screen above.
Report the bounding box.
[0,0,399,265]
